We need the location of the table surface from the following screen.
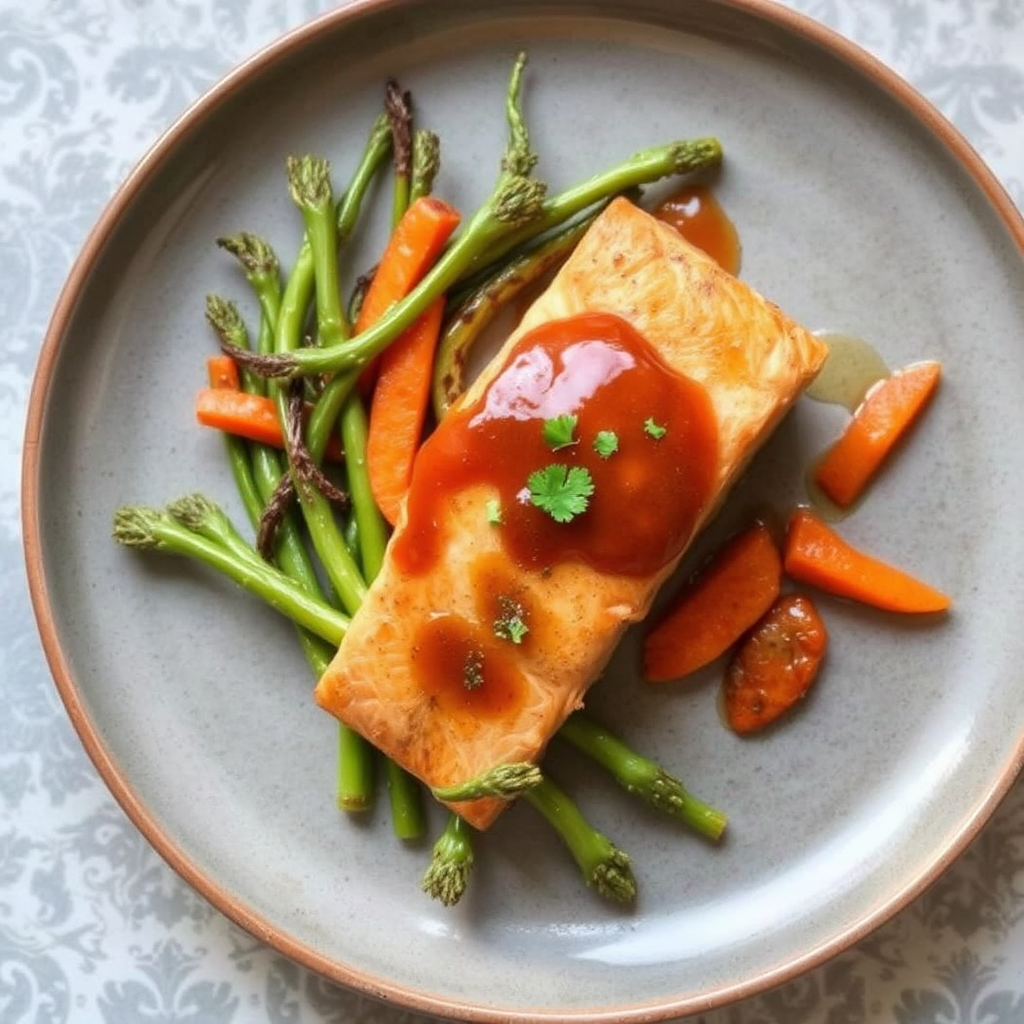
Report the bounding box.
[5,1,1024,1021]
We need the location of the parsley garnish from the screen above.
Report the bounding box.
[485,498,503,525]
[542,414,578,451]
[643,417,667,440]
[463,649,484,690]
[593,430,619,459]
[527,464,595,523]
[493,596,529,644]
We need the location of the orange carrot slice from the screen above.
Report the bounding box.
[366,297,446,525]
[196,389,344,462]
[356,196,461,334]
[357,196,461,525]
[643,522,782,682]
[206,355,241,391]
[723,593,828,734]
[783,508,950,613]
[814,360,941,507]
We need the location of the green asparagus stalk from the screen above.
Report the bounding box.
[558,713,727,841]
[422,813,475,906]
[112,501,349,644]
[410,129,441,203]
[431,762,542,802]
[524,775,637,904]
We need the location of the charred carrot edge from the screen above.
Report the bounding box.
[814,360,942,507]
[643,521,782,682]
[783,508,950,614]
[723,593,828,735]
[196,388,344,462]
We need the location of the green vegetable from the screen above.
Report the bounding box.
[524,775,636,904]
[558,713,727,841]
[643,417,667,440]
[485,498,503,525]
[542,414,578,451]
[431,762,542,802]
[593,430,619,459]
[112,500,350,645]
[493,595,529,644]
[527,464,595,523]
[422,813,475,907]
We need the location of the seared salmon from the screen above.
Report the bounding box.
[314,197,827,828]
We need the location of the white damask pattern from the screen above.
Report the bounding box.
[3,1,1024,1022]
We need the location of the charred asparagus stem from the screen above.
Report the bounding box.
[431,206,605,420]
[558,713,727,841]
[524,775,637,904]
[422,813,475,906]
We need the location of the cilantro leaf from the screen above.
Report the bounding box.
[643,417,667,440]
[493,596,529,644]
[542,414,578,451]
[527,464,595,523]
[485,498,503,525]
[593,430,619,459]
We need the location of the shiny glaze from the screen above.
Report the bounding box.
[392,312,719,579]
[652,184,741,274]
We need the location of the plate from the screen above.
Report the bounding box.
[22,0,1024,1020]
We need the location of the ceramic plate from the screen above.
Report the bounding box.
[23,0,1024,1020]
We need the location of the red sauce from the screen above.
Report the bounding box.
[412,614,527,725]
[652,184,741,275]
[392,312,718,578]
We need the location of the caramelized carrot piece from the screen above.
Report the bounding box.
[814,360,941,507]
[358,196,461,524]
[196,389,344,462]
[355,197,461,334]
[206,355,241,391]
[783,508,950,613]
[723,594,828,734]
[643,522,782,682]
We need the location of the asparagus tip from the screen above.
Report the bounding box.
[422,815,475,907]
[492,175,547,227]
[112,506,163,549]
[591,845,637,904]
[670,136,724,175]
[432,761,542,802]
[501,51,539,179]
[205,293,248,348]
[165,493,221,533]
[286,154,333,211]
[215,232,279,278]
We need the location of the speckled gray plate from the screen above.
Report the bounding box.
[22,0,1024,1020]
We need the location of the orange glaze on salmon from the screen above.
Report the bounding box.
[314,197,828,828]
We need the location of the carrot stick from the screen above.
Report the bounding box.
[366,297,446,525]
[355,196,461,524]
[814,360,941,507]
[783,508,950,613]
[196,389,344,462]
[723,593,828,734]
[643,521,782,682]
[206,355,241,391]
[355,196,461,334]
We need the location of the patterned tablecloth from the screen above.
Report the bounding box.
[4,2,1024,1021]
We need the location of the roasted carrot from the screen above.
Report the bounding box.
[783,508,950,613]
[366,297,446,525]
[206,355,241,391]
[643,521,782,682]
[814,360,941,507]
[356,196,461,334]
[356,196,461,524]
[723,593,828,734]
[196,389,344,462]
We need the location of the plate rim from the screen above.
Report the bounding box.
[20,0,1024,1021]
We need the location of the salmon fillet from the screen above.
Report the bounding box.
[314,197,827,829]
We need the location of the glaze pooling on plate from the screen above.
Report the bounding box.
[22,0,1024,1020]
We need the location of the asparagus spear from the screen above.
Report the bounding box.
[422,813,475,907]
[558,713,727,841]
[524,775,637,904]
[112,500,349,644]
